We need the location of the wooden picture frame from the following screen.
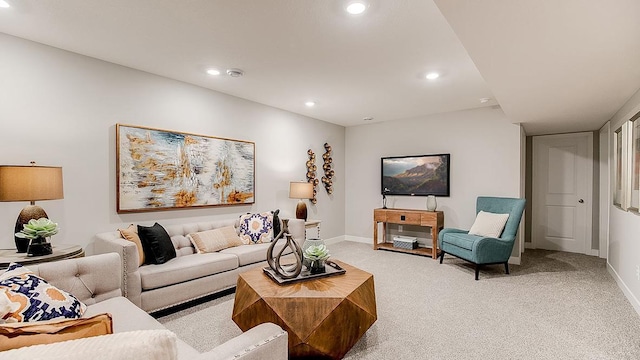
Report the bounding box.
[116,124,255,213]
[613,122,629,210]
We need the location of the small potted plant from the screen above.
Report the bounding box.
[303,244,330,274]
[15,218,59,256]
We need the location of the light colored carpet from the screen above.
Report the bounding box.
[158,241,640,359]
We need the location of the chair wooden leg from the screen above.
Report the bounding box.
[439,251,445,264]
[504,262,510,274]
[475,265,480,280]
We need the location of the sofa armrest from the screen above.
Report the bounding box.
[197,323,288,360]
[30,253,122,305]
[437,228,469,246]
[94,232,142,307]
[473,236,515,264]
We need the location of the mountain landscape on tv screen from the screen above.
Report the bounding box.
[383,159,448,195]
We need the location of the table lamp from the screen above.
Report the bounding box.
[289,181,313,221]
[0,163,64,253]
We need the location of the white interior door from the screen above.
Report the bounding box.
[532,133,593,254]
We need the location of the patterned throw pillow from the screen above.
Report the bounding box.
[238,212,274,244]
[0,263,87,323]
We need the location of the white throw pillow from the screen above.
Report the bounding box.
[0,329,178,360]
[468,211,510,238]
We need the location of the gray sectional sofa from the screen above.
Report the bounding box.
[94,218,305,313]
[2,253,288,360]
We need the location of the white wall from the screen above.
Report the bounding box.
[0,33,345,253]
[344,107,522,256]
[606,88,640,313]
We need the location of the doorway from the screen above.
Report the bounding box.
[532,133,594,254]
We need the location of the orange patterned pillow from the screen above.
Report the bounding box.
[0,263,86,323]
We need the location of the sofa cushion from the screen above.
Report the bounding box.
[442,233,482,251]
[0,313,112,351]
[188,226,243,253]
[138,253,239,291]
[0,329,178,360]
[221,242,289,267]
[138,223,177,265]
[119,224,145,265]
[0,263,86,323]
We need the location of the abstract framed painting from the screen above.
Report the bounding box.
[116,124,255,213]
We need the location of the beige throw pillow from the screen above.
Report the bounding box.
[118,225,145,266]
[468,211,510,238]
[188,226,243,253]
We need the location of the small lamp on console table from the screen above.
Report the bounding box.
[289,181,314,221]
[0,162,64,253]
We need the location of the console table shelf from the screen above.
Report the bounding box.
[373,208,444,259]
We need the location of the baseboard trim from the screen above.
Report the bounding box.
[343,235,371,244]
[586,249,600,257]
[524,242,534,249]
[508,256,521,265]
[323,235,347,245]
[607,261,640,317]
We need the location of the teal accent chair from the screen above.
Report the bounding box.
[438,196,526,280]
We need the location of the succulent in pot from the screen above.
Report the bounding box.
[303,244,330,274]
[15,218,59,256]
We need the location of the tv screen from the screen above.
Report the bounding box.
[381,154,450,196]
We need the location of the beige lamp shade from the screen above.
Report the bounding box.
[0,166,64,202]
[289,181,313,199]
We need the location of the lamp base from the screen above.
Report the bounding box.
[14,205,48,253]
[295,200,308,221]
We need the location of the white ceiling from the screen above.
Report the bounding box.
[0,0,638,135]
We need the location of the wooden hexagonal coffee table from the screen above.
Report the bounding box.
[232,260,377,359]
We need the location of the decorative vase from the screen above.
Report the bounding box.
[308,259,326,274]
[27,237,53,257]
[426,195,437,211]
[15,238,30,253]
[302,238,325,268]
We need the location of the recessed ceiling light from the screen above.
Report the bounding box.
[305,101,316,107]
[425,72,439,80]
[226,68,244,77]
[0,1,10,8]
[346,2,367,15]
[206,69,221,76]
[480,98,491,103]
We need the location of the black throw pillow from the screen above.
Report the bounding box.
[272,209,281,239]
[137,223,176,265]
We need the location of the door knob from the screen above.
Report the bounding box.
[578,199,584,203]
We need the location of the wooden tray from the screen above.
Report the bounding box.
[263,261,346,285]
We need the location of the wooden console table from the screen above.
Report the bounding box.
[373,208,444,259]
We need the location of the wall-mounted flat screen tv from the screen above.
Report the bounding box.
[381,154,450,196]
